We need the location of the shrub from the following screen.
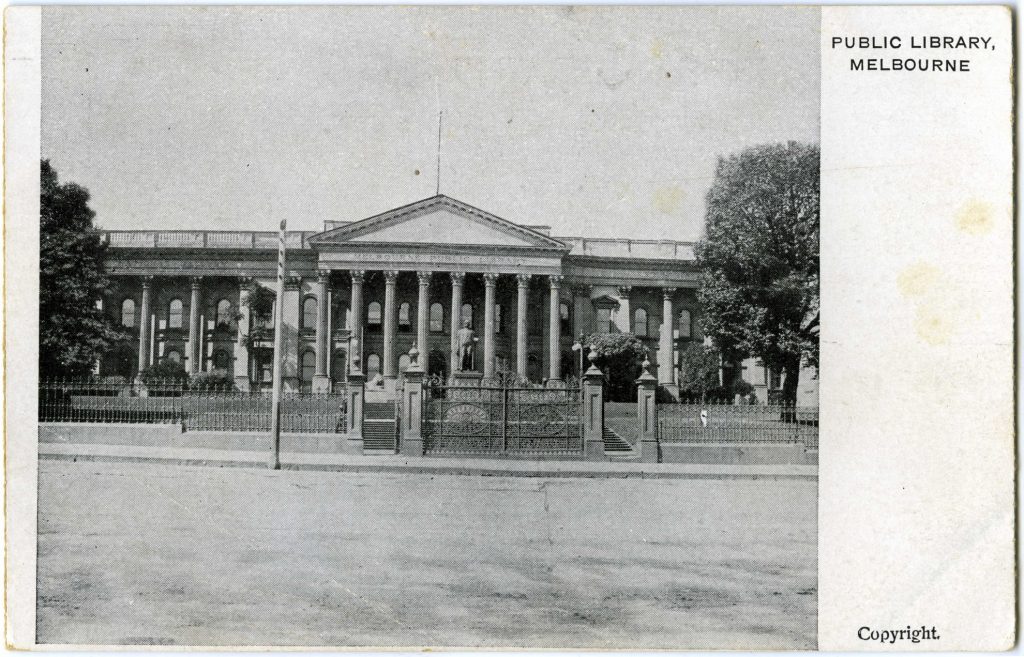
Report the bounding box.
[582,332,645,402]
[138,360,189,385]
[190,369,236,391]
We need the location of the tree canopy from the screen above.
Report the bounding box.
[40,160,125,377]
[582,332,646,401]
[695,142,819,404]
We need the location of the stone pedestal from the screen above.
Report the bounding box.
[345,371,365,451]
[311,374,331,393]
[582,355,606,461]
[401,347,425,457]
[451,370,483,387]
[636,359,659,463]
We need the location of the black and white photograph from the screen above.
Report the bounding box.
[33,3,826,650]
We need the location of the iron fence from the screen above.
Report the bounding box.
[423,383,582,455]
[39,379,347,433]
[658,400,818,447]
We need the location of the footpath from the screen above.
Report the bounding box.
[39,441,817,480]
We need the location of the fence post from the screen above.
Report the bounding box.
[582,347,606,461]
[346,357,366,452]
[401,345,425,456]
[636,356,659,463]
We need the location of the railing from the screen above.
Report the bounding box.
[658,400,818,447]
[557,236,695,261]
[101,230,316,250]
[423,382,582,455]
[38,379,347,433]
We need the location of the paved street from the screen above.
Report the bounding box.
[37,460,816,649]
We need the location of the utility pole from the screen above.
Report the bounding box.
[269,219,287,470]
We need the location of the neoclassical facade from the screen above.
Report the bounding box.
[97,194,796,400]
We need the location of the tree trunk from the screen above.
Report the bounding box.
[781,356,801,421]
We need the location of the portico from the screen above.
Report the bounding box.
[97,194,703,398]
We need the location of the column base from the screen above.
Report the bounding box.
[283,377,300,393]
[234,376,251,392]
[658,383,680,401]
[450,371,483,387]
[311,374,332,393]
[545,378,565,389]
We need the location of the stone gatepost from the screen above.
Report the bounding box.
[345,345,365,452]
[582,348,606,461]
[636,355,659,463]
[401,344,425,457]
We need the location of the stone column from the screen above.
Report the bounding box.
[137,276,153,377]
[312,270,331,392]
[636,355,659,463]
[382,270,399,380]
[659,288,677,385]
[187,277,203,374]
[582,349,606,460]
[615,286,632,334]
[400,345,425,456]
[349,270,365,368]
[234,276,252,391]
[282,276,302,392]
[449,271,465,373]
[516,274,531,379]
[416,271,431,375]
[548,275,562,383]
[482,273,497,378]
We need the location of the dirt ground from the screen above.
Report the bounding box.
[37,459,816,649]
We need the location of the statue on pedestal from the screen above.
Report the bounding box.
[456,319,477,371]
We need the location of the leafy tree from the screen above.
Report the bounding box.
[582,332,646,401]
[40,160,126,377]
[677,342,722,401]
[695,142,819,406]
[138,359,189,385]
[242,285,276,348]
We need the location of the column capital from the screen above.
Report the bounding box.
[662,287,677,300]
[349,269,365,284]
[316,269,330,284]
[483,272,499,286]
[238,275,254,291]
[516,273,532,288]
[285,275,302,291]
[141,275,154,289]
[417,270,432,286]
[617,285,632,298]
[384,270,400,284]
[449,271,466,285]
[549,274,563,289]
[190,276,203,290]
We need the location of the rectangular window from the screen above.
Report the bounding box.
[596,308,611,333]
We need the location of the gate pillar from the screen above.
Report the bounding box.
[346,346,365,451]
[582,349,606,461]
[636,355,659,463]
[401,345,425,457]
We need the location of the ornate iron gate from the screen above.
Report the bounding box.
[423,382,582,456]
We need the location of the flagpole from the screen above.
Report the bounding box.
[269,219,287,469]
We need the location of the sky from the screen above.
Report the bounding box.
[42,6,819,241]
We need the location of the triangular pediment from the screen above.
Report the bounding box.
[309,195,567,250]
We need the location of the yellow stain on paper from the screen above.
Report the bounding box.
[653,185,684,214]
[956,200,995,235]
[914,305,952,346]
[650,38,664,59]
[897,262,940,298]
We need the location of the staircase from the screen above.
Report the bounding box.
[364,402,398,452]
[602,425,636,458]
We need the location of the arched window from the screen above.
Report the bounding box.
[398,302,411,331]
[168,299,183,329]
[560,302,571,336]
[398,353,411,373]
[302,297,318,329]
[679,309,692,339]
[596,307,612,333]
[366,353,381,377]
[367,301,382,329]
[164,349,181,364]
[494,304,503,334]
[215,299,232,328]
[429,302,444,332]
[212,349,230,371]
[120,298,136,328]
[633,308,649,337]
[461,303,474,328]
[300,350,316,385]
